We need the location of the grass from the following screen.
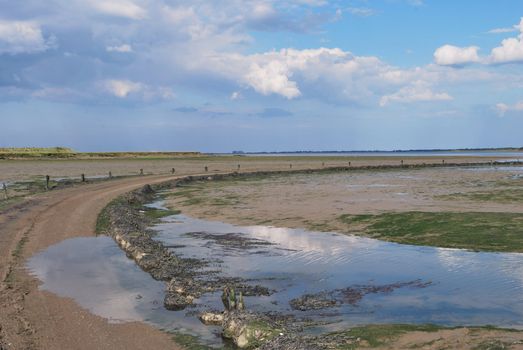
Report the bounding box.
[329,324,446,349]
[439,188,523,204]
[144,207,181,219]
[95,197,125,235]
[339,211,523,252]
[170,332,235,350]
[329,324,522,349]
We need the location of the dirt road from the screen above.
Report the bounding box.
[0,174,185,350]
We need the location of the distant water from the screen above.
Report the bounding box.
[232,151,523,159]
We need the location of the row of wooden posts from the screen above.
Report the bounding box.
[1,159,473,201]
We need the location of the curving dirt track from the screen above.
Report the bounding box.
[0,174,185,350]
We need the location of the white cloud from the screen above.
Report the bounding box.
[434,45,480,66]
[106,44,133,52]
[103,80,174,100]
[230,91,242,100]
[380,81,452,106]
[488,27,517,34]
[0,20,54,54]
[89,0,147,20]
[105,79,143,98]
[489,18,523,64]
[346,7,375,17]
[244,61,301,99]
[496,101,523,116]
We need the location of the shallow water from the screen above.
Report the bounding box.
[26,236,225,345]
[27,210,523,346]
[153,216,523,331]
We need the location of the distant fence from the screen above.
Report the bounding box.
[1,159,522,201]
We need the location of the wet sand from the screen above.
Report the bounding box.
[165,165,523,233]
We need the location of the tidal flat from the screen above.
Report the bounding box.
[164,165,523,252]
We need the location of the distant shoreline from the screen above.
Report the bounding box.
[229,147,523,155]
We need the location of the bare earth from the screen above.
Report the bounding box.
[1,157,523,349]
[0,174,185,350]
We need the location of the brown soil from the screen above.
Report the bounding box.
[0,174,184,350]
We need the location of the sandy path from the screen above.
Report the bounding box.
[0,174,187,350]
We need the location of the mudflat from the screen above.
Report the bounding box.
[165,165,523,251]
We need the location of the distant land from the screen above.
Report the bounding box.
[0,147,201,159]
[1,147,523,160]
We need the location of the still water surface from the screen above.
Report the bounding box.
[28,211,523,345]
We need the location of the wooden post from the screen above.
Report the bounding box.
[349,161,351,167]
[2,183,7,200]
[45,175,50,191]
[401,160,404,166]
[322,162,325,167]
[171,168,175,174]
[140,169,144,176]
[442,159,445,164]
[289,164,292,169]
[109,171,112,179]
[81,174,85,182]
[205,166,208,172]
[237,164,241,171]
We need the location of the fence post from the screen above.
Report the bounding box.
[140,169,144,176]
[109,171,112,179]
[349,161,351,167]
[322,162,325,167]
[401,160,404,166]
[2,183,7,200]
[205,166,208,172]
[171,168,175,174]
[289,164,292,169]
[81,174,85,182]
[442,159,445,164]
[45,175,50,191]
[237,164,240,171]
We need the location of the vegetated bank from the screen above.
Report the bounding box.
[0,147,202,159]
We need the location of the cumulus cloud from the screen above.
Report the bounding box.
[496,101,523,116]
[434,45,480,66]
[380,81,452,106]
[489,18,523,64]
[0,20,54,54]
[0,0,511,108]
[244,61,301,99]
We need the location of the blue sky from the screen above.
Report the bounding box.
[1,0,523,152]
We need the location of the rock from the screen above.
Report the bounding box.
[199,312,224,325]
[222,312,282,349]
[164,292,193,311]
[141,184,154,194]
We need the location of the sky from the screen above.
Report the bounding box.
[1,0,523,152]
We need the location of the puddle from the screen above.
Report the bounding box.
[27,214,523,346]
[27,236,224,345]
